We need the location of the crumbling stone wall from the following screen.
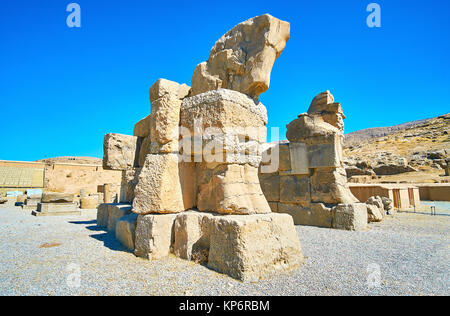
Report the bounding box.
[259,91,368,230]
[101,14,304,281]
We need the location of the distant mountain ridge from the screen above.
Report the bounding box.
[345,117,435,145]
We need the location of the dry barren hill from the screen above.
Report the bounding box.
[36,157,102,165]
[343,113,450,183]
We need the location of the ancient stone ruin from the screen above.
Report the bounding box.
[258,91,369,230]
[100,14,303,281]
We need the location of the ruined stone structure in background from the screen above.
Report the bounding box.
[259,91,368,230]
[100,14,303,281]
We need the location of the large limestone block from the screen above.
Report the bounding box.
[149,78,190,104]
[279,143,291,171]
[115,213,138,250]
[289,142,309,175]
[134,214,177,259]
[34,203,80,216]
[103,133,141,171]
[149,97,182,149]
[278,203,333,228]
[310,167,358,204]
[181,89,268,132]
[80,196,99,209]
[279,175,310,205]
[286,114,341,144]
[107,204,132,232]
[332,203,368,231]
[197,164,271,215]
[258,172,280,202]
[134,115,151,138]
[133,154,185,215]
[173,211,215,262]
[307,142,341,168]
[120,169,141,203]
[208,213,303,281]
[41,192,74,203]
[97,203,111,228]
[191,14,290,101]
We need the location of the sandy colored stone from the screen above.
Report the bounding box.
[279,143,291,171]
[181,89,268,133]
[280,175,310,205]
[190,14,290,101]
[332,203,368,231]
[149,96,182,148]
[208,213,303,281]
[103,133,141,171]
[173,211,215,262]
[41,192,74,203]
[134,115,151,138]
[258,172,280,202]
[107,204,132,232]
[196,163,271,215]
[310,167,358,204]
[278,202,334,228]
[134,213,177,259]
[120,169,141,203]
[115,213,138,250]
[133,154,185,215]
[80,196,98,209]
[149,78,190,104]
[367,204,383,223]
[97,203,111,228]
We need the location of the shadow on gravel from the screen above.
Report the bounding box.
[90,232,132,253]
[400,211,450,217]
[68,220,97,225]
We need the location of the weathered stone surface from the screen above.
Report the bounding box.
[33,203,80,216]
[208,213,303,282]
[97,203,111,227]
[366,196,385,217]
[191,14,290,101]
[149,78,190,104]
[134,213,177,259]
[289,142,309,175]
[196,163,271,215]
[279,175,310,205]
[258,173,280,202]
[133,154,185,215]
[181,89,268,134]
[278,202,333,228]
[120,169,141,203]
[367,204,383,223]
[332,203,368,231]
[279,143,291,171]
[308,142,341,168]
[107,204,132,232]
[41,192,74,203]
[173,211,215,262]
[149,97,182,150]
[103,133,141,171]
[381,197,393,211]
[115,213,138,250]
[80,196,98,209]
[134,115,151,138]
[310,167,358,204]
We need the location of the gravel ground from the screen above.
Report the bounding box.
[0,205,448,296]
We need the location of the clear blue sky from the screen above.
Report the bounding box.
[1,0,449,161]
